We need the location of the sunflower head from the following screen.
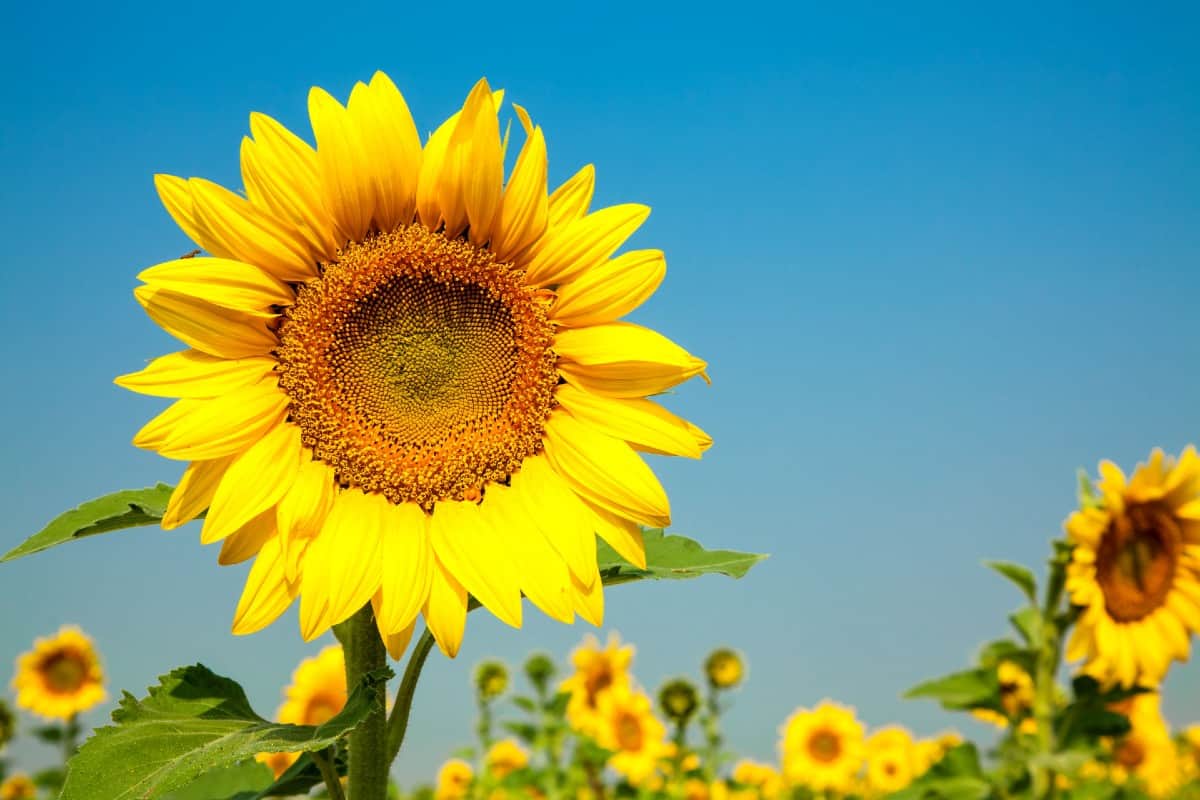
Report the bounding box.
[0,774,36,800]
[474,660,509,701]
[704,648,745,689]
[865,726,917,794]
[485,738,529,778]
[779,700,866,792]
[1107,694,1183,798]
[731,761,783,799]
[11,626,106,721]
[278,644,347,725]
[561,633,634,735]
[436,759,474,800]
[593,686,672,787]
[1065,448,1200,687]
[254,750,299,779]
[522,652,556,693]
[657,677,700,725]
[117,72,709,657]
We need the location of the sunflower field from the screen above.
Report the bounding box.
[2,63,1199,800]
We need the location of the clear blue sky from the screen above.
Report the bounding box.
[1,0,1198,783]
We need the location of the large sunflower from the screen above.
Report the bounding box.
[116,74,710,657]
[11,626,106,721]
[1064,448,1200,687]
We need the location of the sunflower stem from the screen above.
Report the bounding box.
[1031,542,1070,799]
[312,746,347,800]
[385,627,437,765]
[339,604,390,800]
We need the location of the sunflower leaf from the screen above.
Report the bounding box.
[984,560,1037,603]
[904,669,999,709]
[60,664,390,800]
[2,484,175,562]
[162,761,274,800]
[597,528,767,585]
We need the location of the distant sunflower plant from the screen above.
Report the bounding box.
[0,73,764,800]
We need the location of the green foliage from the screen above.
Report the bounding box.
[904,668,999,710]
[1009,606,1042,645]
[893,744,989,800]
[2,484,174,561]
[59,664,390,800]
[258,752,345,799]
[986,560,1038,602]
[597,528,767,584]
[161,761,274,800]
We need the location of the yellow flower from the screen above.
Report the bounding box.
[732,760,783,799]
[1064,448,1200,687]
[970,661,1035,729]
[486,738,529,778]
[256,644,347,776]
[593,686,672,787]
[0,774,36,800]
[561,633,634,735]
[116,73,710,658]
[436,759,474,800]
[11,625,105,721]
[1108,694,1182,798]
[704,648,744,689]
[1185,725,1200,767]
[683,778,711,800]
[913,731,960,774]
[779,700,866,792]
[865,727,917,795]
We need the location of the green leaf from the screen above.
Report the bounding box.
[256,753,332,799]
[30,724,65,743]
[510,696,537,713]
[1077,469,1101,509]
[985,561,1037,602]
[2,484,175,562]
[904,669,999,710]
[61,663,390,800]
[1073,708,1131,738]
[502,721,539,745]
[162,761,274,800]
[32,767,66,790]
[597,528,767,585]
[1009,606,1042,644]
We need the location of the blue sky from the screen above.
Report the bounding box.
[1,0,1198,783]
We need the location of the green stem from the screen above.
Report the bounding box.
[312,747,347,800]
[62,714,80,765]
[1032,546,1070,799]
[338,604,390,800]
[386,627,437,764]
[701,689,720,780]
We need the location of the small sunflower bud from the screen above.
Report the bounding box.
[474,660,509,700]
[704,648,745,689]
[523,652,556,692]
[658,677,700,724]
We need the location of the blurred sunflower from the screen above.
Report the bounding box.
[593,686,672,786]
[0,774,35,800]
[704,648,744,689]
[486,738,528,778]
[1065,448,1200,687]
[117,73,711,657]
[971,660,1034,729]
[779,700,865,792]
[255,644,347,777]
[561,633,634,735]
[865,727,917,794]
[1108,693,1183,798]
[731,760,783,799]
[11,626,105,721]
[436,759,474,800]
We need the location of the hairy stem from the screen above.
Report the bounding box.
[312,747,347,800]
[386,627,437,765]
[338,604,389,800]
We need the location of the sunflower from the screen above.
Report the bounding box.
[970,660,1034,729]
[0,775,35,800]
[255,644,347,776]
[913,731,960,775]
[436,759,474,800]
[1107,693,1183,798]
[864,726,917,795]
[116,73,711,657]
[704,648,745,689]
[1065,448,1200,687]
[486,738,529,778]
[593,686,672,786]
[11,626,105,721]
[731,760,783,799]
[561,633,634,735]
[779,700,866,792]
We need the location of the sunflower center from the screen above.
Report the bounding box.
[615,712,644,751]
[585,667,614,707]
[1095,502,1182,622]
[278,225,558,506]
[305,696,340,725]
[807,728,843,763]
[1116,736,1146,769]
[42,654,85,694]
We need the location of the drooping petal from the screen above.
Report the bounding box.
[309,87,375,244]
[275,456,338,581]
[138,257,293,312]
[232,532,296,635]
[571,562,605,627]
[429,499,522,628]
[378,502,434,636]
[371,595,418,661]
[551,249,666,326]
[115,350,274,399]
[134,286,278,360]
[423,556,468,658]
[585,500,647,570]
[523,204,650,288]
[543,411,671,529]
[486,484,574,623]
[299,489,384,641]
[202,422,303,544]
[554,384,709,459]
[161,454,236,530]
[509,454,598,587]
[134,379,290,461]
[217,508,277,565]
[555,322,708,399]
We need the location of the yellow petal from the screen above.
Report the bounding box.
[554,384,708,459]
[448,79,503,247]
[523,204,650,287]
[416,87,505,236]
[571,562,604,627]
[378,502,434,636]
[543,411,670,528]
[551,249,666,327]
[116,350,274,399]
[584,501,647,570]
[370,596,418,661]
[138,257,292,312]
[162,455,236,530]
[423,555,468,658]
[217,508,277,565]
[232,532,296,635]
[276,456,338,581]
[154,174,233,258]
[188,178,317,282]
[135,379,290,461]
[309,86,375,244]
[547,165,595,229]
[492,123,547,260]
[486,484,574,623]
[429,499,522,628]
[201,422,303,544]
[346,72,423,232]
[299,489,384,640]
[134,286,278,360]
[555,322,708,399]
[509,454,598,587]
